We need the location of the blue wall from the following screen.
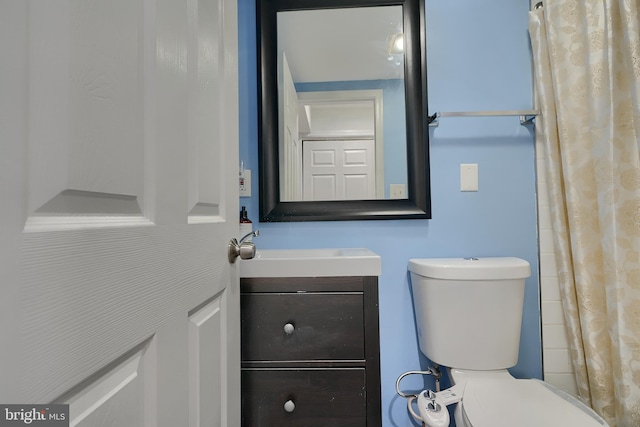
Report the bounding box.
[238,1,540,426]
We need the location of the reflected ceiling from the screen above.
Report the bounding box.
[277,7,404,83]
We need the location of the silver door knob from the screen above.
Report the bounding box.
[227,238,256,263]
[283,323,295,335]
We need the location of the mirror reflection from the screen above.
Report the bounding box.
[277,7,408,201]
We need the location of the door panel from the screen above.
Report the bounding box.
[188,0,224,221]
[303,139,375,201]
[26,0,146,227]
[0,1,239,426]
[63,344,153,427]
[189,295,225,427]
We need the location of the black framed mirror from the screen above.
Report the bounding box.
[258,0,430,221]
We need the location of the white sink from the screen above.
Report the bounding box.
[239,248,381,278]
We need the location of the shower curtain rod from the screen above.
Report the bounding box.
[427,110,540,127]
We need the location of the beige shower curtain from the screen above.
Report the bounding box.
[529,1,640,426]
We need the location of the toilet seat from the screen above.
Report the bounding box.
[460,375,607,427]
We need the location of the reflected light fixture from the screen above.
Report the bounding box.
[388,32,404,55]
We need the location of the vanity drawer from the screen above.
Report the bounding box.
[241,368,367,427]
[241,292,365,361]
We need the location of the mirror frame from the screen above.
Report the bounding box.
[257,0,430,221]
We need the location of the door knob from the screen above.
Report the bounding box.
[228,238,256,263]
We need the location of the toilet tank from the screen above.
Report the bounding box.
[408,257,531,370]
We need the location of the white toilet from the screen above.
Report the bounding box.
[408,257,608,427]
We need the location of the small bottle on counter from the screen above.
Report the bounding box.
[239,206,253,241]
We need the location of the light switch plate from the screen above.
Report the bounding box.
[460,164,478,192]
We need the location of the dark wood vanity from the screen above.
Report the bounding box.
[240,275,381,427]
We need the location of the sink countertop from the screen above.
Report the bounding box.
[239,248,381,278]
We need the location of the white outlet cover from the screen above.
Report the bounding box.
[390,183,406,199]
[239,169,251,197]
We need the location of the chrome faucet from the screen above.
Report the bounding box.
[239,229,260,244]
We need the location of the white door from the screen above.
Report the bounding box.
[303,139,376,201]
[0,1,240,426]
[279,52,302,201]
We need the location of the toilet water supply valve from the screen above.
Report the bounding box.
[396,368,462,427]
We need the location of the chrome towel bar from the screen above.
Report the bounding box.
[427,110,540,127]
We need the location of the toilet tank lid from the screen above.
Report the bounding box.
[408,257,531,280]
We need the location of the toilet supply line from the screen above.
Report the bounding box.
[395,366,442,397]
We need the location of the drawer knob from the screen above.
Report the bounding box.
[283,323,295,335]
[284,400,295,413]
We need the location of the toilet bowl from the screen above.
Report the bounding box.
[408,257,608,427]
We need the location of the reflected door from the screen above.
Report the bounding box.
[280,52,302,201]
[0,1,240,426]
[303,139,376,200]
